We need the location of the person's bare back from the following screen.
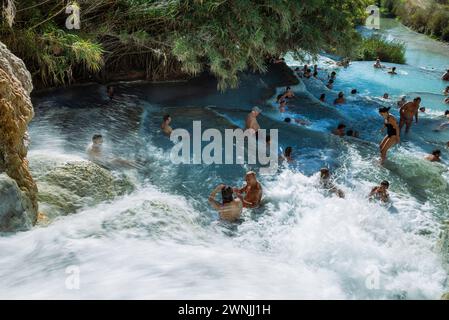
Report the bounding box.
[245,107,261,132]
[208,185,242,222]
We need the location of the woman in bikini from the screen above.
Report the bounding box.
[379,107,400,165]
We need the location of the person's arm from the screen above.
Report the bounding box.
[208,185,224,210]
[369,187,378,197]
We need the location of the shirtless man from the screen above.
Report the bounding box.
[245,107,262,133]
[334,92,345,105]
[425,149,441,162]
[320,168,344,198]
[208,184,243,222]
[86,134,103,162]
[369,180,390,203]
[161,114,173,136]
[399,97,421,133]
[234,171,263,208]
[442,69,449,81]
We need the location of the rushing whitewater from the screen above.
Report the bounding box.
[0,19,448,299]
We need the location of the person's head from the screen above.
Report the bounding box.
[383,93,389,99]
[419,107,426,113]
[294,67,300,71]
[328,79,334,84]
[286,86,291,91]
[414,97,421,104]
[319,93,325,101]
[337,123,346,131]
[245,171,257,185]
[338,92,344,98]
[331,71,336,76]
[221,186,234,204]
[277,94,283,101]
[252,106,262,116]
[284,146,292,158]
[376,58,380,62]
[380,180,390,190]
[445,86,449,91]
[351,89,357,94]
[432,149,441,158]
[92,134,103,145]
[284,117,292,123]
[163,114,171,124]
[445,110,449,117]
[307,68,312,73]
[400,95,406,101]
[379,107,391,119]
[320,168,330,179]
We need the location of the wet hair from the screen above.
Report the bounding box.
[221,186,234,204]
[338,92,344,98]
[379,107,391,113]
[163,114,170,122]
[445,110,449,115]
[277,94,284,101]
[419,107,425,112]
[286,86,291,91]
[380,180,390,188]
[284,117,292,123]
[337,123,346,129]
[307,69,312,73]
[392,67,396,71]
[331,71,336,76]
[351,89,357,94]
[432,149,441,156]
[294,67,300,71]
[92,134,102,142]
[414,97,421,102]
[328,79,334,84]
[285,146,292,157]
[320,168,330,178]
[319,93,326,100]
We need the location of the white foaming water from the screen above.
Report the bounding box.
[0,160,445,299]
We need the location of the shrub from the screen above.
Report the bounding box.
[357,35,406,64]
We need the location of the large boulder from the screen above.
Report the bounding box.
[0,41,38,227]
[35,161,134,219]
[0,173,34,232]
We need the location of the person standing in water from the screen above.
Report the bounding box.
[319,168,345,198]
[234,171,263,208]
[379,107,400,165]
[425,149,441,162]
[86,134,104,162]
[369,180,390,203]
[161,114,173,136]
[245,106,262,134]
[399,97,421,134]
[208,184,243,222]
[373,58,382,68]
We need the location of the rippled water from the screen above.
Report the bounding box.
[1,19,449,299]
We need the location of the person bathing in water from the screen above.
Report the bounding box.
[397,96,406,108]
[86,134,136,168]
[234,171,263,208]
[442,69,449,81]
[379,107,400,165]
[369,180,390,203]
[161,114,173,136]
[280,146,294,163]
[399,97,421,134]
[388,67,397,75]
[334,92,345,105]
[333,123,346,137]
[283,86,295,99]
[208,184,243,222]
[279,99,287,113]
[326,79,334,90]
[245,107,261,134]
[319,168,345,198]
[425,149,441,162]
[382,93,389,100]
[443,86,449,95]
[373,58,382,69]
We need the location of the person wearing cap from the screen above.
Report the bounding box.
[379,107,400,165]
[245,106,262,133]
[399,97,421,134]
[208,184,243,222]
[233,171,263,208]
[369,180,390,203]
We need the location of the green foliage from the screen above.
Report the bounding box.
[1,0,371,89]
[356,35,406,64]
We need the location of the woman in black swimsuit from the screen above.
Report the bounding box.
[379,107,400,165]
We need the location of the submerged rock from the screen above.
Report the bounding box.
[0,173,34,232]
[36,161,134,219]
[0,41,38,228]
